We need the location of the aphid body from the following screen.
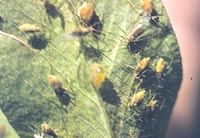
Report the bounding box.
[90,63,105,90]
[127,24,143,45]
[18,24,41,32]
[70,26,93,37]
[48,75,62,90]
[128,90,145,107]
[135,57,150,77]
[78,2,94,24]
[41,122,58,138]
[148,99,157,111]
[155,58,165,77]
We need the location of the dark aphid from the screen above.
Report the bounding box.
[18,24,41,33]
[41,122,58,138]
[135,57,150,78]
[90,63,105,90]
[150,9,159,25]
[28,35,48,50]
[0,16,3,30]
[128,90,145,107]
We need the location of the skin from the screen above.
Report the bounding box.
[162,0,200,138]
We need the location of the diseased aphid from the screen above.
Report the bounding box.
[41,122,58,138]
[155,58,165,78]
[70,26,93,37]
[78,2,94,25]
[140,0,153,13]
[127,24,143,45]
[48,75,62,90]
[148,99,157,111]
[90,63,105,90]
[135,57,150,78]
[18,24,41,32]
[128,90,145,107]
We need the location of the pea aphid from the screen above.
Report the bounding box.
[78,2,95,25]
[127,24,144,46]
[90,63,105,90]
[155,58,165,78]
[135,57,150,78]
[70,26,93,37]
[128,90,145,107]
[41,122,58,138]
[18,24,41,32]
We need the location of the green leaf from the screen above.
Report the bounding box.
[0,0,182,137]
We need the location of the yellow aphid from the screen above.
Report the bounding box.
[155,58,165,77]
[128,90,145,107]
[140,0,153,13]
[18,24,41,32]
[136,57,150,74]
[48,75,62,90]
[127,24,143,44]
[90,63,105,90]
[78,2,94,24]
[70,26,93,37]
[41,122,58,138]
[148,99,157,111]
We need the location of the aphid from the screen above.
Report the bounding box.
[140,0,153,13]
[0,125,5,138]
[18,24,41,32]
[148,99,157,111]
[135,57,150,78]
[155,58,165,78]
[90,63,105,90]
[127,24,143,45]
[78,2,94,24]
[41,122,58,138]
[70,26,93,37]
[128,90,145,107]
[48,75,62,90]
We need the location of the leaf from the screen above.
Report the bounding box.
[0,0,182,137]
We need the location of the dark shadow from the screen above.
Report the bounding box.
[80,45,103,61]
[99,78,121,106]
[127,39,147,53]
[44,1,65,30]
[28,35,48,50]
[0,16,3,30]
[55,88,71,106]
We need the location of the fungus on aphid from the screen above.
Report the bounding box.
[90,63,105,90]
[155,58,165,78]
[18,24,41,32]
[128,90,145,107]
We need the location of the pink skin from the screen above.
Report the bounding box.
[162,0,200,137]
